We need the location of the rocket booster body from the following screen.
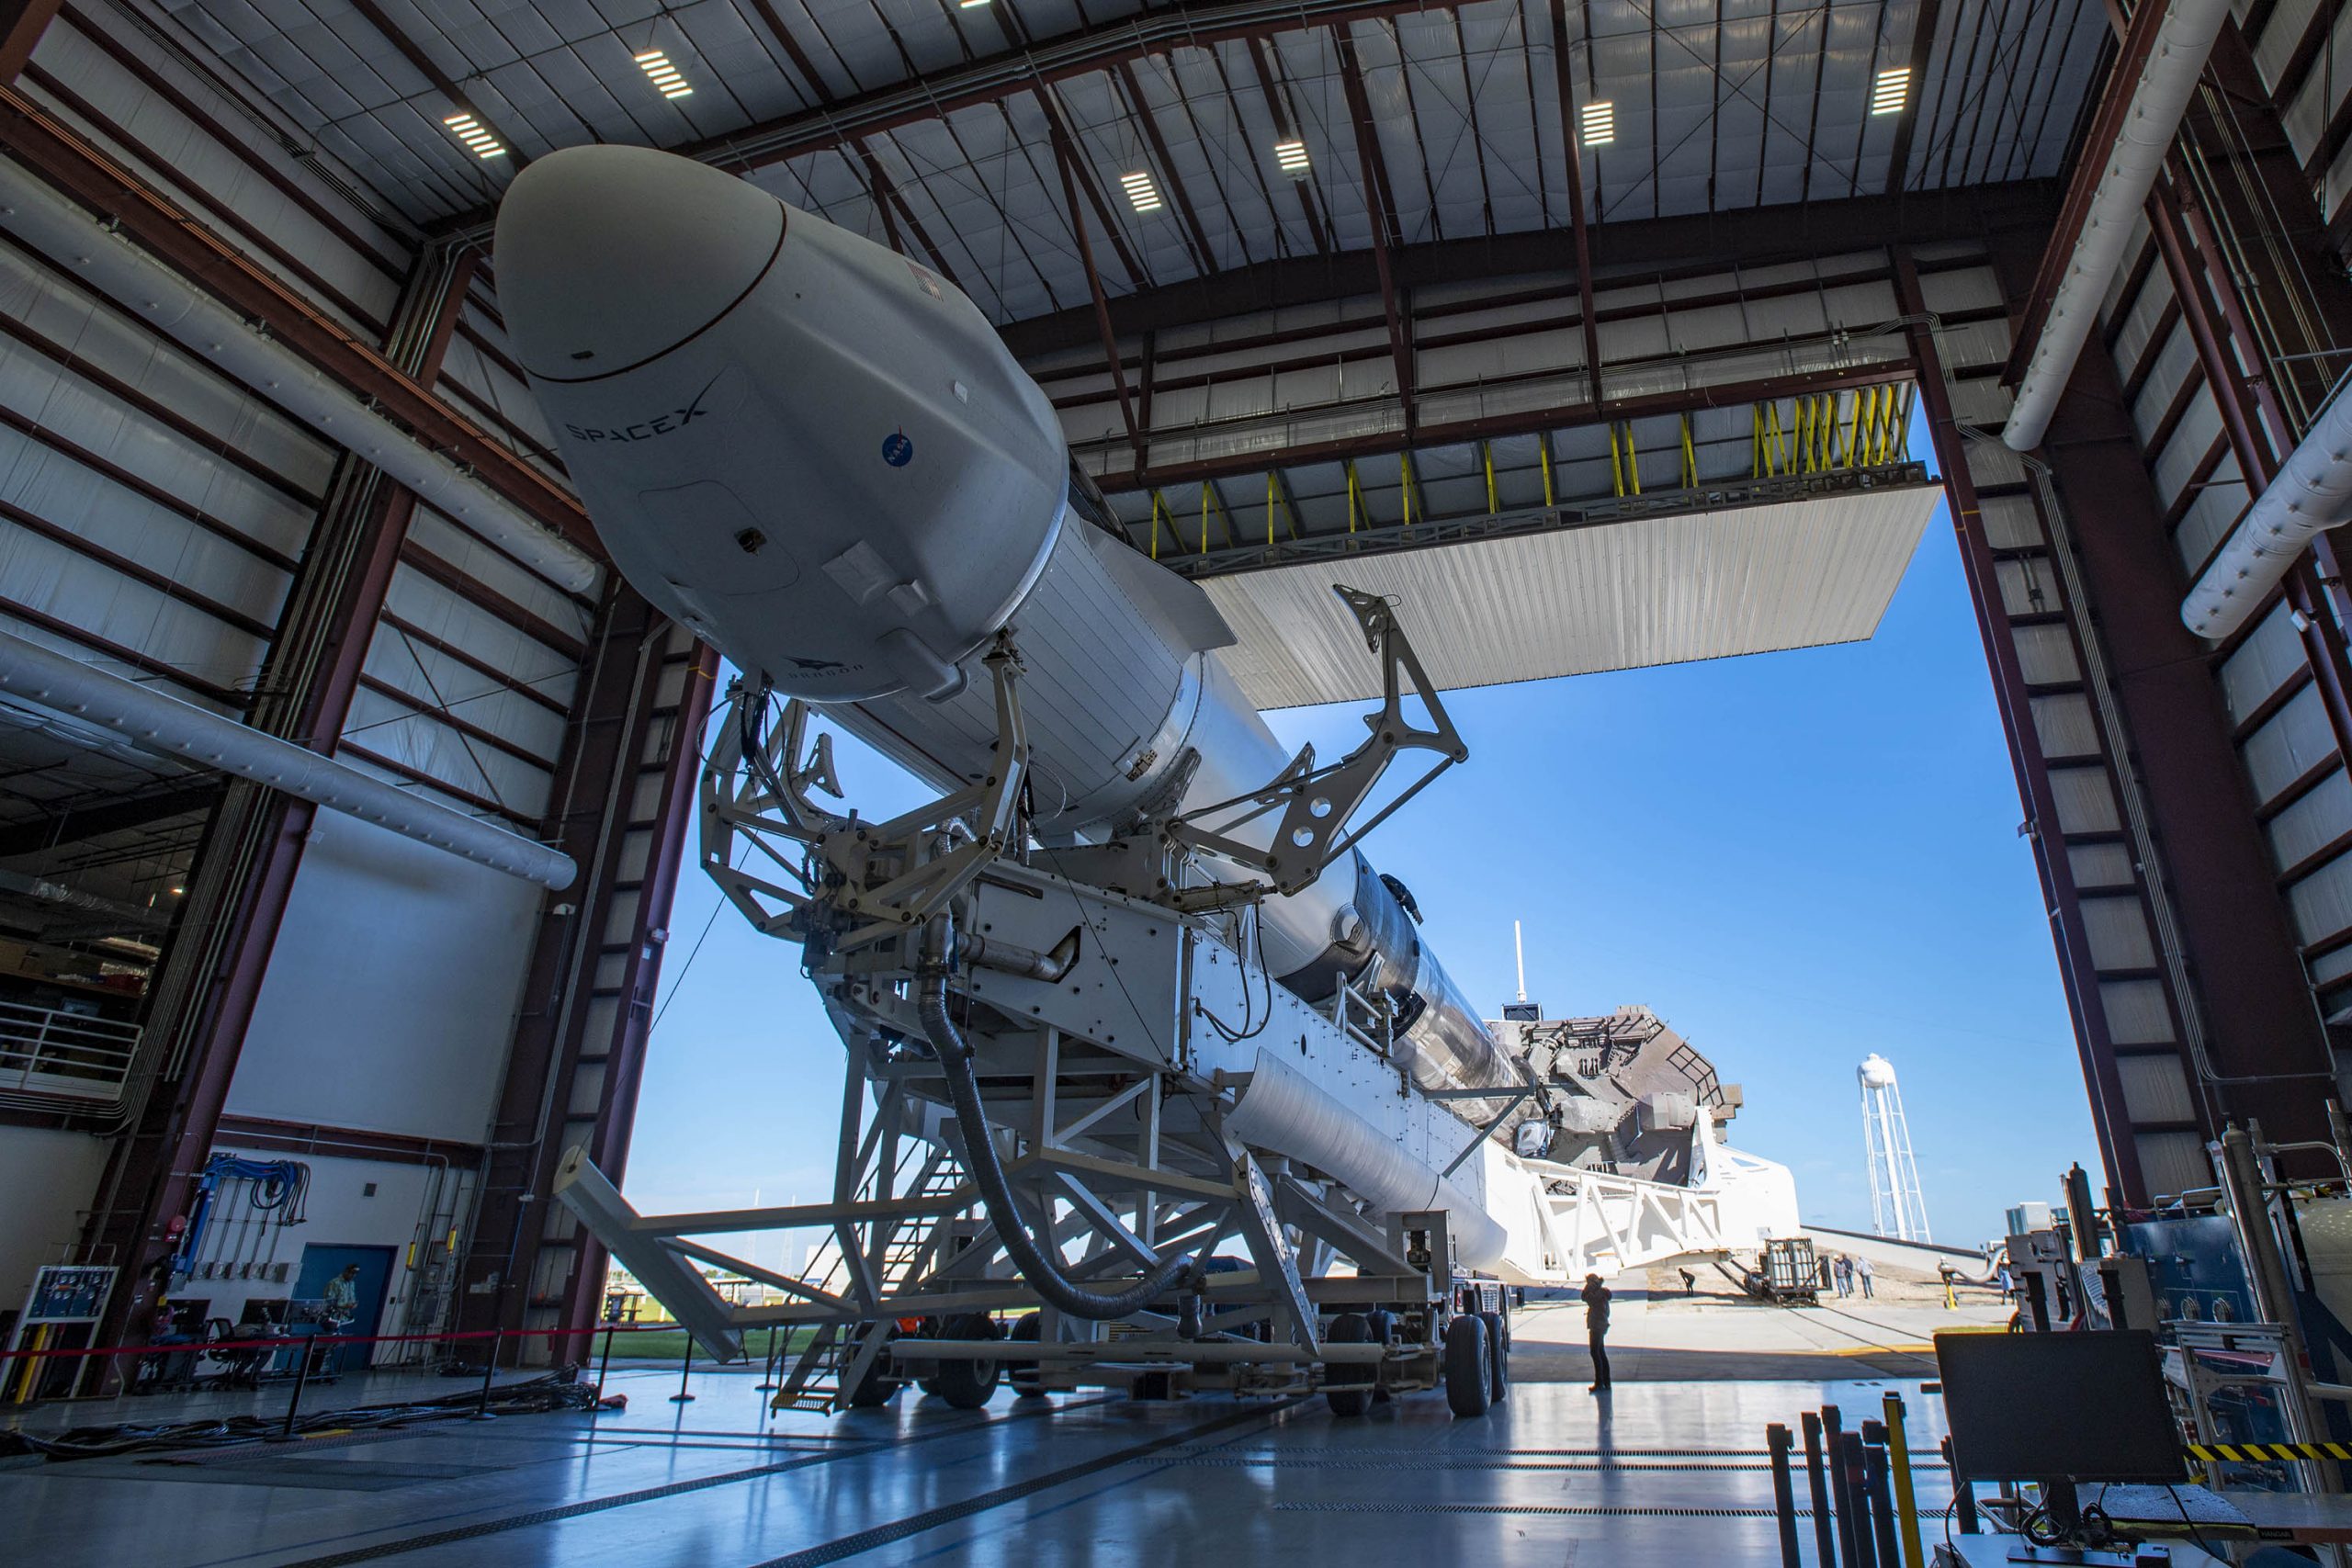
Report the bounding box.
[495,147,1515,1107]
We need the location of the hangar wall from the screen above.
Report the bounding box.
[0,4,712,1371]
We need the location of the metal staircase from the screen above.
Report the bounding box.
[767,1141,969,1413]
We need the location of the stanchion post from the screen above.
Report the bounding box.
[756,1326,780,1393]
[1945,1438,1977,1534]
[671,1333,696,1403]
[469,1326,502,1421]
[271,1338,313,1442]
[1882,1393,1926,1568]
[1861,1439,1900,1568]
[596,1323,616,1408]
[1802,1411,1838,1568]
[1767,1422,1803,1568]
[1836,1428,1874,1568]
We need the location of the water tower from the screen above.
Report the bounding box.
[1859,1054,1930,1241]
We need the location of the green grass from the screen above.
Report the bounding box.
[591,1325,818,1366]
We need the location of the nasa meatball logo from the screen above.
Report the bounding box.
[881,431,914,468]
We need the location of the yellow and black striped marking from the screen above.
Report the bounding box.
[2188,1441,2352,1463]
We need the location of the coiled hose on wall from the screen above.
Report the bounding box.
[917,914,1201,1320]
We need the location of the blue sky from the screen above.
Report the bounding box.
[625,445,2100,1256]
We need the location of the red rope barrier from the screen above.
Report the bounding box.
[0,1321,691,1362]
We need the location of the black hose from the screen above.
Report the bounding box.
[918,916,1201,1320]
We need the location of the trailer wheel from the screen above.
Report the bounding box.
[1007,1313,1047,1399]
[1443,1314,1491,1418]
[1365,1310,1398,1401]
[1325,1313,1374,1417]
[1479,1309,1510,1404]
[931,1313,1002,1410]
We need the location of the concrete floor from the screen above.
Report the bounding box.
[0,1292,1977,1567]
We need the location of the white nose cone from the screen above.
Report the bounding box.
[495,146,786,382]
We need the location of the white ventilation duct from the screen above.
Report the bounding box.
[1223,1045,1510,1269]
[0,628,576,888]
[2002,0,2233,453]
[0,159,600,594]
[2181,380,2352,638]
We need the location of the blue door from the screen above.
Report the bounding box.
[292,1244,395,1350]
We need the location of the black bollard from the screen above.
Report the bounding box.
[1802,1412,1838,1568]
[1838,1431,1876,1568]
[1767,1423,1804,1568]
[1862,1442,1901,1568]
[1824,1411,1863,1568]
[270,1337,313,1442]
[469,1327,502,1421]
[670,1334,696,1403]
[1945,1438,1978,1535]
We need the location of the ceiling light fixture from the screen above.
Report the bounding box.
[442,112,505,160]
[1578,101,1614,148]
[1273,138,1310,177]
[636,50,694,99]
[1871,67,1911,116]
[1120,170,1164,214]
[958,0,990,8]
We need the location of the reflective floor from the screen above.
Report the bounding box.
[0,1347,1961,1567]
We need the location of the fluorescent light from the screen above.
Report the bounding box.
[958,0,989,7]
[636,49,694,100]
[1578,101,1614,148]
[1119,170,1163,214]
[1871,67,1910,117]
[1273,138,1310,177]
[442,112,505,159]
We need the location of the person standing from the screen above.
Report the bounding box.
[1581,1272,1612,1393]
[321,1263,362,1376]
[1834,1255,1852,1297]
[1679,1268,1696,1296]
[1855,1254,1876,1300]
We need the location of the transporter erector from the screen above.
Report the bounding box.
[496,146,1797,1415]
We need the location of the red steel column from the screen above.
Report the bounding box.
[1895,251,2143,1200]
[456,593,716,1363]
[1988,226,2337,1154]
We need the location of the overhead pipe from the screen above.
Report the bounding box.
[0,159,600,595]
[2001,0,2233,452]
[2182,377,2352,637]
[0,628,576,888]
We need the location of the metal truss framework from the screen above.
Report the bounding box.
[558,671,1784,1408]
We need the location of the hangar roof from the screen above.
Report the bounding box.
[167,0,2107,326]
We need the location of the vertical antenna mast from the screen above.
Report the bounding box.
[1514,919,1526,1004]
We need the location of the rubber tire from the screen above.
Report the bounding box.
[1007,1313,1047,1399]
[1324,1313,1374,1417]
[1477,1309,1510,1404]
[932,1313,1002,1410]
[844,1325,901,1408]
[1443,1314,1491,1418]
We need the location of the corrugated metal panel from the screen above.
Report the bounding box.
[2137,1131,2212,1198]
[2081,895,2158,971]
[2069,842,2136,889]
[1199,485,1935,708]
[2101,978,2177,1044]
[2118,1054,2198,1126]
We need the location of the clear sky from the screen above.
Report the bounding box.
[624,430,2102,1258]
